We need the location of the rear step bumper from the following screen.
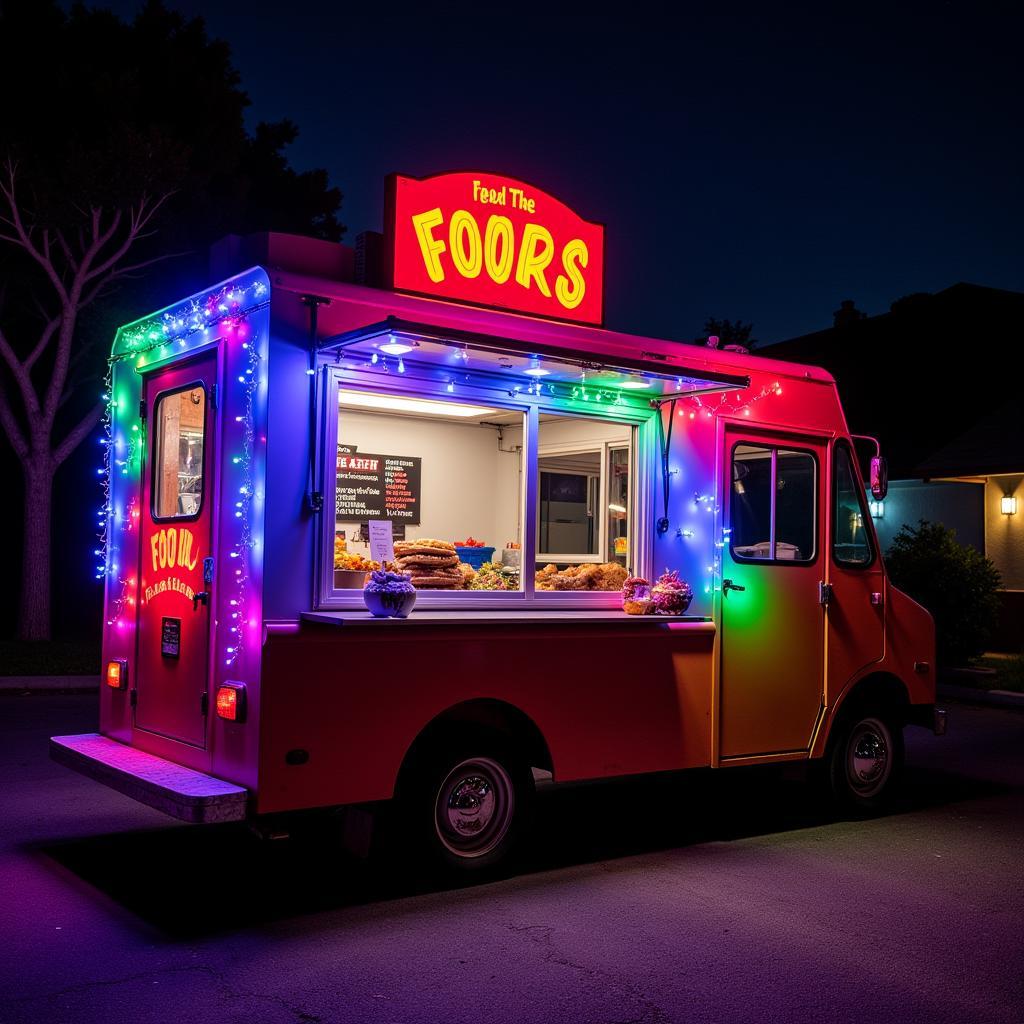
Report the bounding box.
[50,733,248,824]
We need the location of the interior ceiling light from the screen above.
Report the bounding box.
[378,336,414,356]
[524,357,550,377]
[620,374,652,389]
[338,390,496,419]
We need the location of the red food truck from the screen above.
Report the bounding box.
[51,171,944,871]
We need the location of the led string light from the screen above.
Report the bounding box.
[98,271,270,669]
[678,381,783,420]
[653,381,785,603]
[224,322,263,668]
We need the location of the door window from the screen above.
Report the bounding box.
[153,385,206,520]
[832,442,874,567]
[730,443,817,563]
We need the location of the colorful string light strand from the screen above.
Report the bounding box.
[224,322,262,668]
[97,274,269,660]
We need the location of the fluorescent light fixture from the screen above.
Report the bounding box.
[620,374,652,390]
[1001,495,1018,515]
[608,503,627,513]
[379,337,413,356]
[338,390,497,419]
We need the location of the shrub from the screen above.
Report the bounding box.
[885,520,1001,665]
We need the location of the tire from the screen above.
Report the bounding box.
[826,709,905,813]
[403,732,534,873]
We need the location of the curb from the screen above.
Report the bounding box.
[0,675,100,694]
[937,682,1024,710]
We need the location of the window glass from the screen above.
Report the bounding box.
[334,387,525,591]
[775,450,816,561]
[535,414,632,592]
[607,447,630,565]
[730,443,816,563]
[730,444,773,559]
[153,386,205,519]
[833,443,873,566]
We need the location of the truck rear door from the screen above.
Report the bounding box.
[135,352,218,749]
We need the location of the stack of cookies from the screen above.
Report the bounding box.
[393,539,463,589]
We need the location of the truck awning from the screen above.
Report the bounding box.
[319,317,750,400]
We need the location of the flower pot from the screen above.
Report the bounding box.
[363,589,417,618]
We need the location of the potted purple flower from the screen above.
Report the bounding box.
[363,568,417,618]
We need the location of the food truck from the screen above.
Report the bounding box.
[51,171,944,871]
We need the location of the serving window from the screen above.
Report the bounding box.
[317,324,748,608]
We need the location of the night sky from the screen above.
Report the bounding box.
[93,3,1024,342]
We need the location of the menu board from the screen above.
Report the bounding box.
[336,445,422,523]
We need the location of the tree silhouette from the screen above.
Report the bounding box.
[0,0,344,639]
[693,318,758,351]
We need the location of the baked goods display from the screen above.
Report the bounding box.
[393,539,464,589]
[536,562,629,591]
[650,569,693,614]
[621,576,654,615]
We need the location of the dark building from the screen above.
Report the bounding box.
[764,283,1024,650]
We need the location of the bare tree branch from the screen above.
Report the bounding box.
[25,317,61,372]
[0,389,29,461]
[0,161,71,305]
[55,228,78,274]
[82,192,175,285]
[0,323,42,417]
[53,401,103,466]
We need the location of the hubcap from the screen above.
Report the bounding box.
[434,756,514,859]
[846,718,891,797]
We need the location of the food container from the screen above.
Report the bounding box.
[334,568,370,589]
[501,547,521,568]
[455,545,495,570]
[363,589,417,618]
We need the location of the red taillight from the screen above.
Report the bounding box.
[215,683,246,722]
[106,659,127,690]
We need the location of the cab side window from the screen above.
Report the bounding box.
[730,443,817,563]
[832,442,873,567]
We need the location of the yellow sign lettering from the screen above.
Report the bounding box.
[448,209,482,279]
[484,215,515,284]
[411,208,446,283]
[555,238,588,311]
[515,223,554,297]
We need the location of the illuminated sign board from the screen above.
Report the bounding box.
[385,171,604,326]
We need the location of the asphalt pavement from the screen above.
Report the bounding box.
[0,694,1021,1024]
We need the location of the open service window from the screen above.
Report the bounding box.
[316,322,748,608]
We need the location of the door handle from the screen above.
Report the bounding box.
[722,578,745,594]
[193,591,210,611]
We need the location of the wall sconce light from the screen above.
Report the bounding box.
[1001,495,1018,515]
[869,500,885,519]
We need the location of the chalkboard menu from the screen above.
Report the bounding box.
[336,445,422,523]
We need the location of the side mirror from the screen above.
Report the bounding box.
[870,455,888,501]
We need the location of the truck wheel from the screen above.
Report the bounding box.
[406,736,534,873]
[827,711,904,813]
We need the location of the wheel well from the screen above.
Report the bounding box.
[835,672,911,725]
[395,699,553,798]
